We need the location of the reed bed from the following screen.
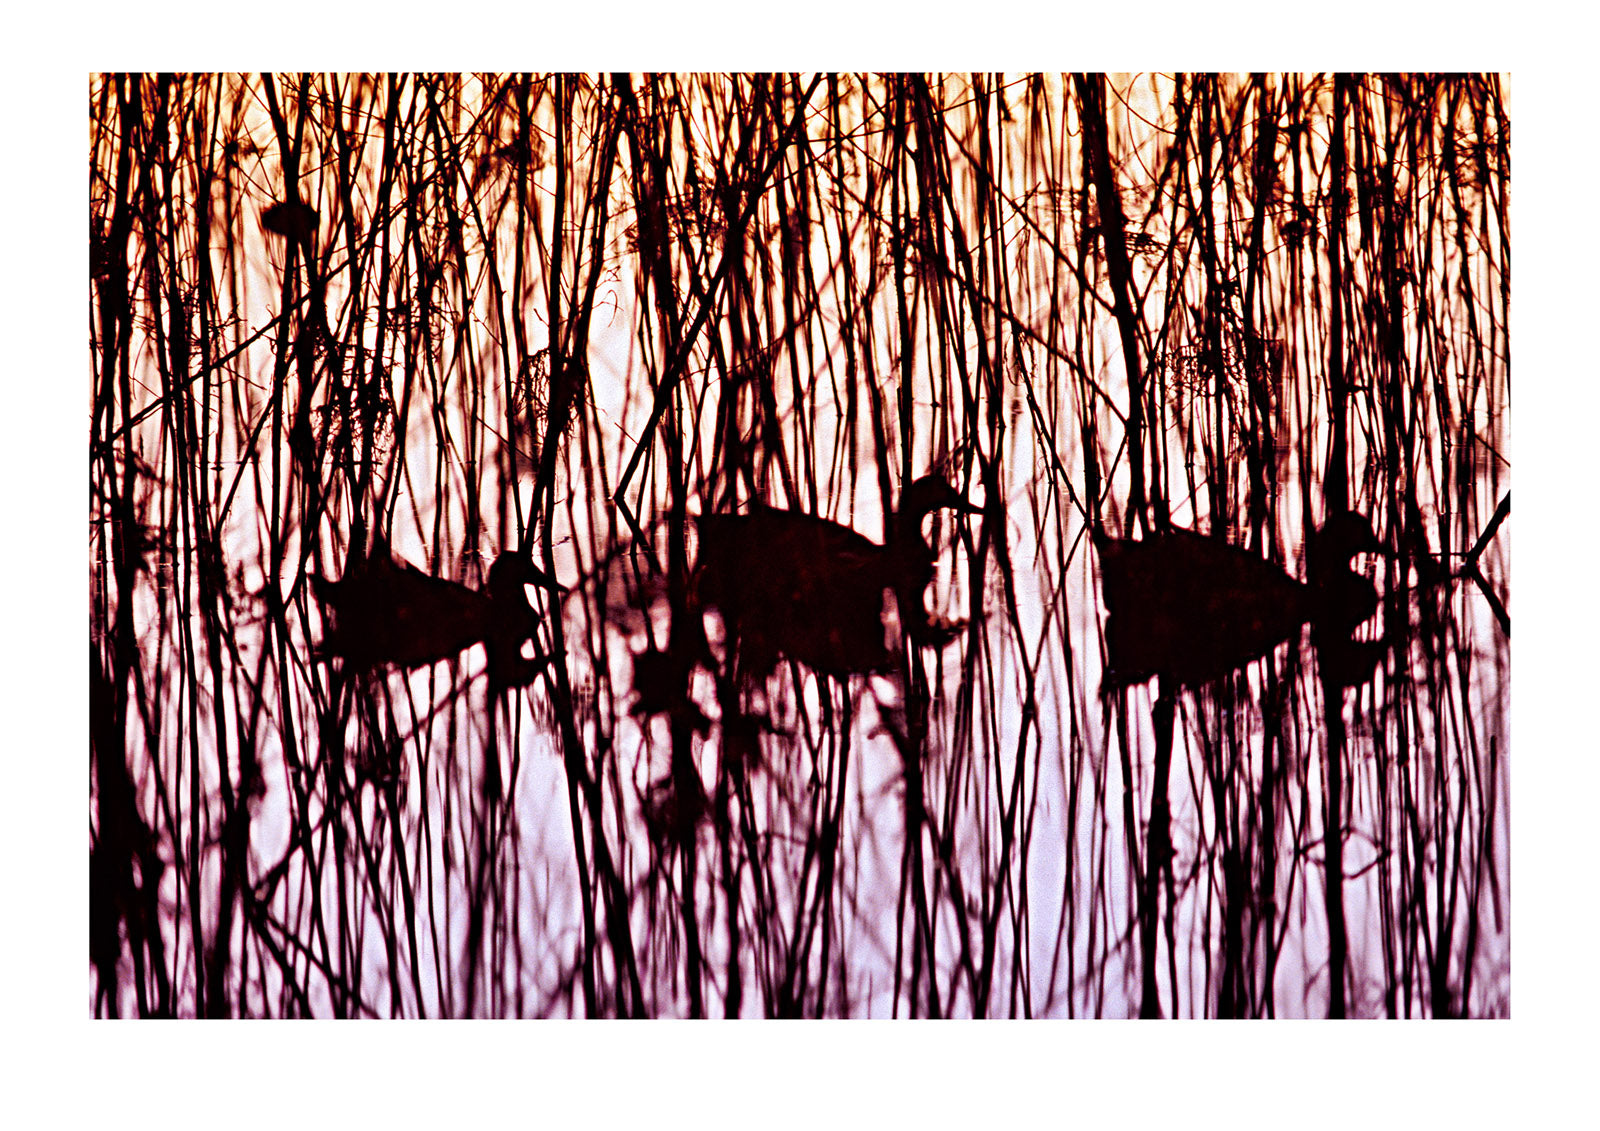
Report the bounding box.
[88,72,1509,1017]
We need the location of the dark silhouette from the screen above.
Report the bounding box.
[1096,511,1385,691]
[260,199,318,240]
[91,646,170,1017]
[1094,510,1387,1019]
[694,476,981,680]
[313,542,560,692]
[629,644,711,734]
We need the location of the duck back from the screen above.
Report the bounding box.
[1098,529,1312,690]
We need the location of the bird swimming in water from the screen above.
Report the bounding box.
[694,475,982,681]
[1095,510,1385,692]
[1094,507,1386,1019]
[313,541,560,693]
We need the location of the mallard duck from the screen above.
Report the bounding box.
[694,476,981,680]
[313,542,559,692]
[1095,511,1384,691]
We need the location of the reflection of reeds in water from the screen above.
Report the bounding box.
[89,73,1509,1017]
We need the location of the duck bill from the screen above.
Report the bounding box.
[499,548,564,592]
[525,562,563,591]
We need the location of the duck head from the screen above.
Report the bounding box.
[487,551,562,603]
[1309,511,1384,575]
[1309,511,1386,637]
[893,476,982,548]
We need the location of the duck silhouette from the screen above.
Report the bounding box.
[1095,508,1386,1019]
[1095,511,1385,692]
[313,541,560,693]
[694,475,981,681]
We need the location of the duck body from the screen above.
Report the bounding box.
[695,476,977,680]
[1096,513,1382,691]
[314,548,553,690]
[696,507,902,679]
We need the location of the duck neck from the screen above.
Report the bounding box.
[890,505,936,566]
[1307,536,1362,589]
